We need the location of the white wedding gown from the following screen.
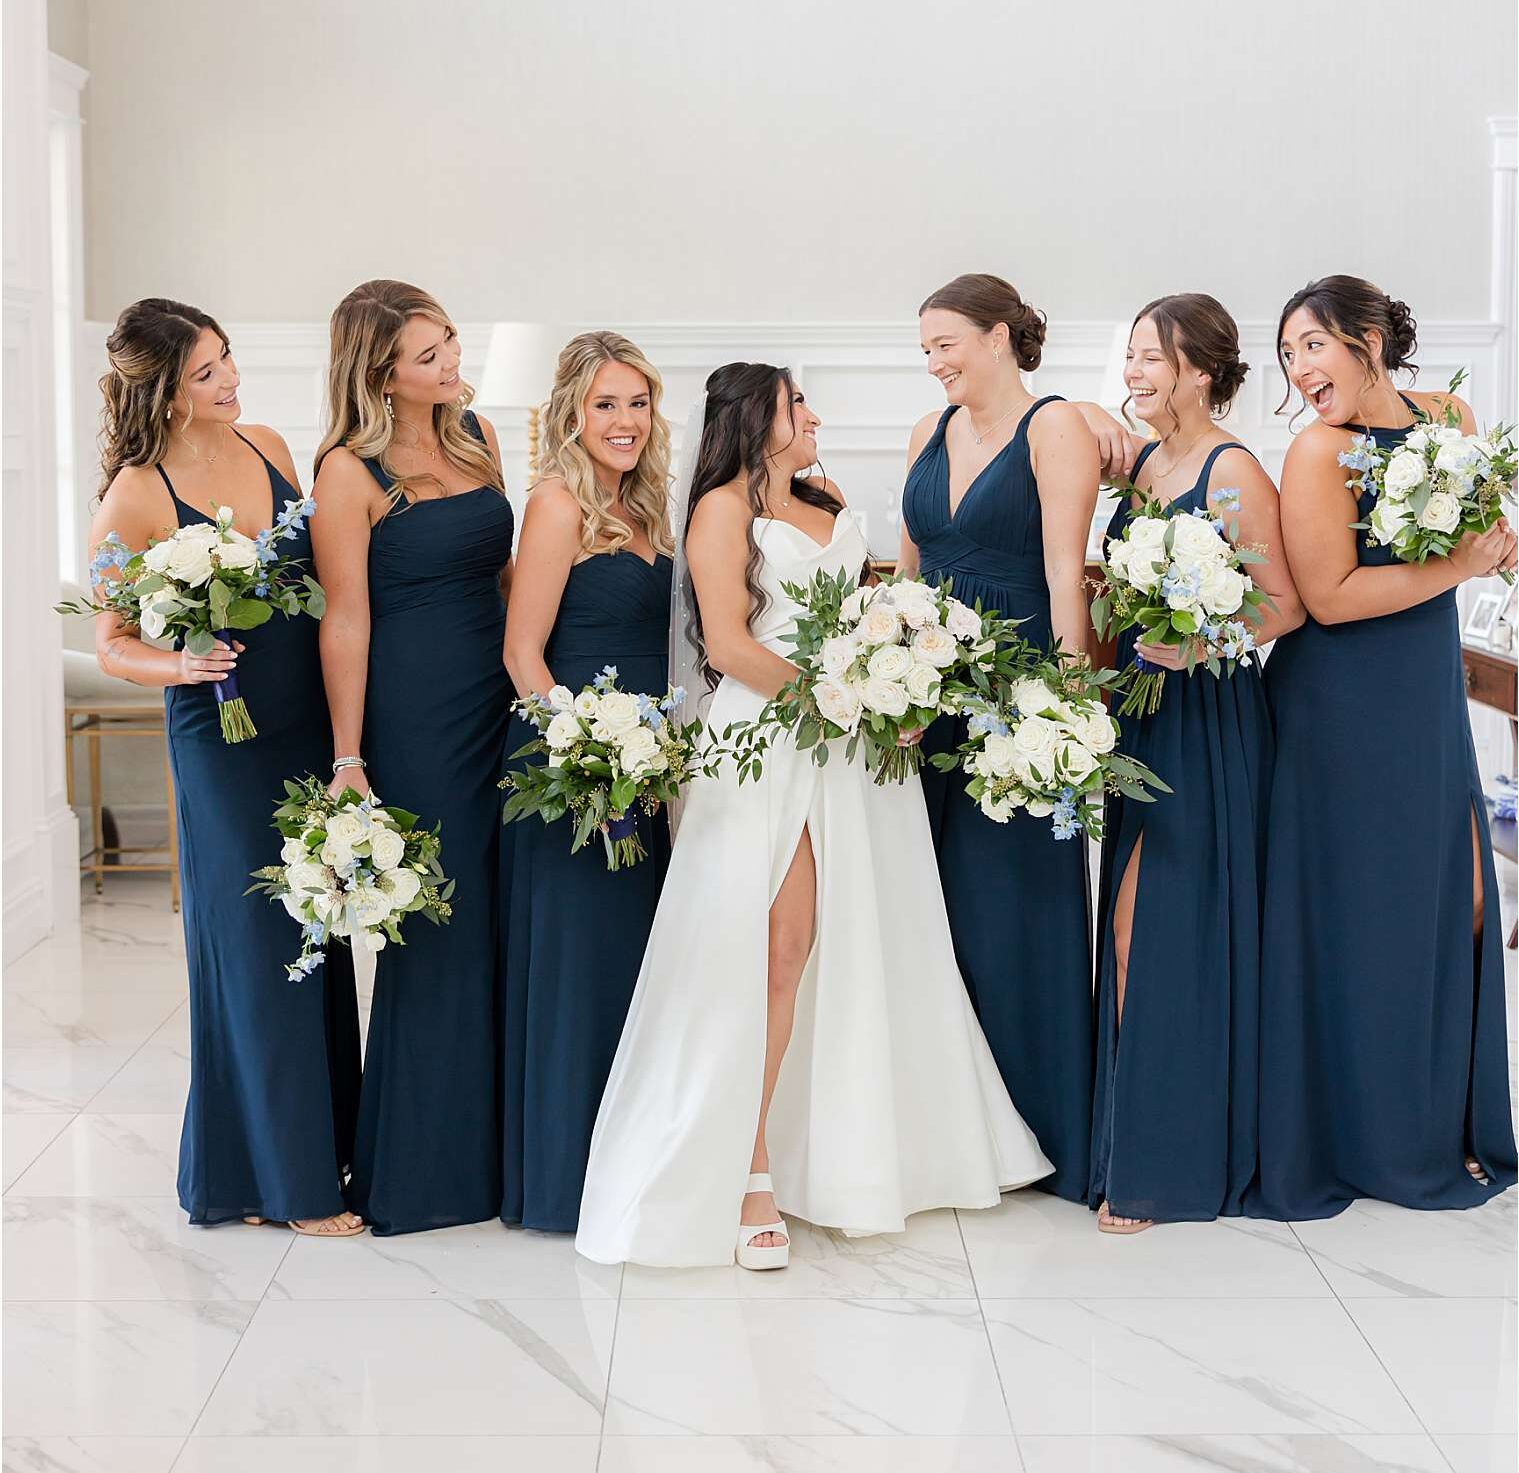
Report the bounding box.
[575,508,1052,1267]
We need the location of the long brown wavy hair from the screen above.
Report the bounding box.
[685,361,839,686]
[314,279,502,505]
[96,298,229,498]
[540,331,673,557]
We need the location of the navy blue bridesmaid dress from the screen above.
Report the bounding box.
[500,550,673,1231]
[904,398,1093,1200]
[162,431,361,1225]
[1088,441,1273,1222]
[348,412,514,1235]
[1251,397,1516,1218]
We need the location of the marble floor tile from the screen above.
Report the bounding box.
[3,1198,289,1301]
[605,1298,1011,1436]
[3,944,188,996]
[2,1047,131,1114]
[981,1298,1420,1435]
[0,1437,185,1473]
[959,1194,1329,1299]
[7,1114,182,1198]
[3,1115,74,1192]
[1291,1196,1517,1299]
[1341,1298,1517,1434]
[598,1436,1021,1471]
[172,1436,601,1472]
[3,991,182,1051]
[1430,1434,1519,1473]
[1015,1434,1452,1473]
[195,1298,615,1436]
[3,1301,253,1436]
[268,1221,621,1301]
[81,1043,188,1116]
[622,1210,974,1300]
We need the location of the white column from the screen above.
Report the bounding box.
[1490,116,1517,422]
[3,0,81,960]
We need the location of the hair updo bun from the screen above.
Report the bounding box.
[1129,293,1249,422]
[918,273,1047,371]
[1274,276,1419,409]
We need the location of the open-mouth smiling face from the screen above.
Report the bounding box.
[580,360,653,483]
[919,307,1004,407]
[1279,306,1366,427]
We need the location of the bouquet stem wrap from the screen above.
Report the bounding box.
[211,628,258,743]
[603,810,645,870]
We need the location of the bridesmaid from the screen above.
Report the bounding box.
[1085,295,1303,1232]
[89,299,361,1235]
[500,331,674,1231]
[1252,274,1517,1217]
[312,279,514,1235]
[901,273,1101,1201]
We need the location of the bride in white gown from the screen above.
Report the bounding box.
[575,363,1051,1269]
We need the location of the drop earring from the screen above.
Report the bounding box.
[384,393,394,420]
[993,348,1001,364]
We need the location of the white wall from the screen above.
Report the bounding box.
[78,0,1515,327]
[6,0,80,960]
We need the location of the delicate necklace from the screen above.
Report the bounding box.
[393,425,439,461]
[1150,426,1208,480]
[967,401,1022,446]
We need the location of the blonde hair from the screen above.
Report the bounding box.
[97,298,229,499]
[315,279,502,504]
[540,331,673,557]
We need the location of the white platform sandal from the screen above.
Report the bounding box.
[736,1172,789,1271]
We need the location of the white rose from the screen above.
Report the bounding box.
[839,583,878,622]
[860,676,909,717]
[137,588,177,640]
[945,599,981,641]
[820,635,858,678]
[1169,515,1228,562]
[1382,449,1427,499]
[857,603,902,646]
[546,711,583,750]
[280,837,307,865]
[214,534,259,572]
[1009,677,1059,717]
[903,660,941,705]
[911,623,958,668]
[1010,714,1061,772]
[1368,497,1412,545]
[141,539,175,574]
[280,893,308,922]
[866,644,914,681]
[312,889,344,921]
[320,837,354,872]
[1199,562,1246,616]
[1123,518,1169,591]
[617,726,660,774]
[979,793,1016,823]
[166,535,214,587]
[572,690,599,719]
[1076,708,1119,754]
[898,599,938,630]
[1433,438,1483,477]
[545,684,574,712]
[287,860,330,895]
[594,691,642,737]
[376,866,421,909]
[1431,425,1464,446]
[1417,491,1461,534]
[327,811,365,846]
[886,578,936,607]
[981,732,1019,777]
[354,929,387,953]
[367,825,406,871]
[1025,797,1055,818]
[1104,539,1132,582]
[1056,739,1100,785]
[1404,428,1430,455]
[352,887,393,928]
[814,678,863,731]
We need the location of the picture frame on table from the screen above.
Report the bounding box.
[1463,588,1508,649]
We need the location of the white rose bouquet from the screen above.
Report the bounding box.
[500,666,726,870]
[58,498,326,743]
[1091,490,1272,718]
[246,775,452,982]
[728,568,1028,786]
[1344,372,1516,586]
[932,660,1169,840]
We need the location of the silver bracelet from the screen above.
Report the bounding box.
[332,756,366,773]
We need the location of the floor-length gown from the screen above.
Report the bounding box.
[1249,397,1516,1218]
[1088,441,1273,1222]
[500,550,673,1231]
[163,432,361,1225]
[576,508,1052,1267]
[347,413,515,1235]
[905,399,1094,1201]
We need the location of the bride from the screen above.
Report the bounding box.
[575,362,1051,1270]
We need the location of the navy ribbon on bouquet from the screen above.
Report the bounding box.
[605,811,637,841]
[212,629,240,707]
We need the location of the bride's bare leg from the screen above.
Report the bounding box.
[743,828,816,1246]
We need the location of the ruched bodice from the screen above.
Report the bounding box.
[543,550,673,671]
[367,487,515,620]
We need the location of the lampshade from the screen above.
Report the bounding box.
[478,322,572,408]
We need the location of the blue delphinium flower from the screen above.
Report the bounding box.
[1160,565,1202,605]
[593,665,619,692]
[1337,435,1378,492]
[89,531,132,587]
[658,685,687,715]
[1210,486,1242,513]
[636,692,665,729]
[254,580,269,597]
[1051,787,1081,841]
[285,950,325,983]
